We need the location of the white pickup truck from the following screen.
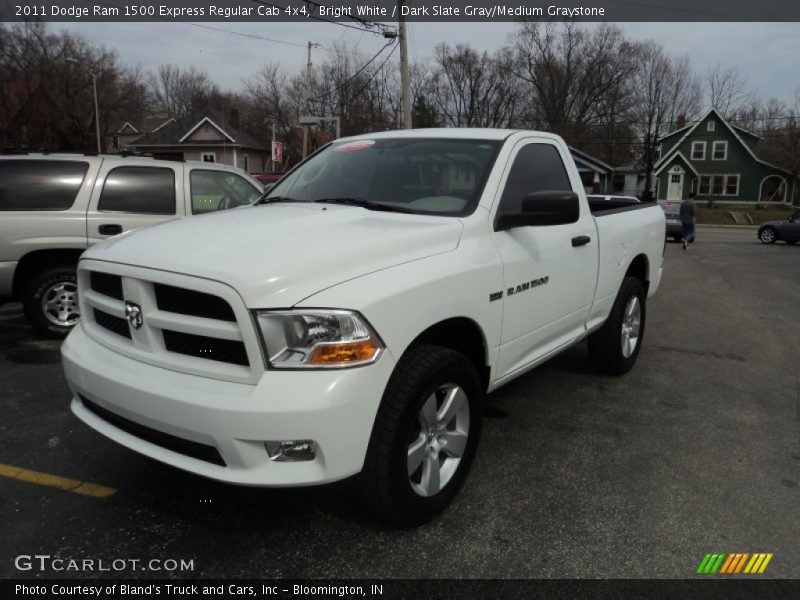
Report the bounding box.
[62,129,665,525]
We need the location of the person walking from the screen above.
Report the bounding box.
[680,192,697,250]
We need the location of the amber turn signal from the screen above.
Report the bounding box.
[308,339,379,365]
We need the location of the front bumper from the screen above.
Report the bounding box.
[62,324,396,486]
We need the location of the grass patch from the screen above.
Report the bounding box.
[695,203,794,226]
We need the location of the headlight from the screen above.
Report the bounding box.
[254,309,383,369]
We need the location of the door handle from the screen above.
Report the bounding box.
[572,235,591,247]
[99,224,123,235]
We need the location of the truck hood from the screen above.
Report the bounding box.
[84,204,463,307]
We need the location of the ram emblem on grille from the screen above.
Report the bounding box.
[124,301,143,330]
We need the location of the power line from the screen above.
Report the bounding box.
[247,0,383,35]
[186,22,309,49]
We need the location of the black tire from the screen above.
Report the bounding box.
[22,266,80,339]
[759,227,777,244]
[588,276,646,375]
[356,344,483,526]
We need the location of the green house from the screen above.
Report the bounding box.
[654,108,795,205]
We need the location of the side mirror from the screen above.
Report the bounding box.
[496,191,580,231]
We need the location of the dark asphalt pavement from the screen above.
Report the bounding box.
[1,228,798,579]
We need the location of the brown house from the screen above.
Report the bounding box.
[127,113,270,174]
[1,83,70,152]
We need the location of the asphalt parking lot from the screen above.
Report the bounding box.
[1,227,798,579]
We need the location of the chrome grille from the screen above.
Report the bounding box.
[78,260,262,384]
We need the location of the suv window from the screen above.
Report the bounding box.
[498,144,572,214]
[0,160,89,211]
[99,166,176,214]
[189,169,261,214]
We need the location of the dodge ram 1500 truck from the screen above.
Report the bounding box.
[62,129,665,525]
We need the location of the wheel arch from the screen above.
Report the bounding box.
[12,249,84,297]
[405,317,490,392]
[625,253,650,296]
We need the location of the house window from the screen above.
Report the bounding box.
[670,174,681,184]
[691,141,706,160]
[201,152,216,163]
[712,141,727,160]
[725,175,739,196]
[699,175,711,195]
[712,175,725,195]
[707,121,715,132]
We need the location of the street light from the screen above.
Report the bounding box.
[66,57,102,153]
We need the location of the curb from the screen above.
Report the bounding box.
[696,224,757,230]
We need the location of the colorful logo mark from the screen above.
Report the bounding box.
[696,553,773,574]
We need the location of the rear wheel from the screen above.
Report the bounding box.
[356,344,483,526]
[759,227,777,244]
[22,266,80,338]
[588,276,646,375]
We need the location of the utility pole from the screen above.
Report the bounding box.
[91,73,101,153]
[271,121,276,171]
[398,1,412,129]
[302,42,319,159]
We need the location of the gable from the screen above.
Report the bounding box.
[117,122,138,134]
[179,117,235,144]
[654,151,698,177]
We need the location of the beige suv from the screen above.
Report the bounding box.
[0,154,263,337]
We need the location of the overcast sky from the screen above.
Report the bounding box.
[55,21,800,105]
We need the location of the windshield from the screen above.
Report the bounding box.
[264,137,501,216]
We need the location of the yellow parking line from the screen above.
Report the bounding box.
[0,463,116,498]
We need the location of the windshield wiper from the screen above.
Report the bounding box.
[254,196,301,205]
[313,197,415,213]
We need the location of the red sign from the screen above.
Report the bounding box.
[271,141,283,164]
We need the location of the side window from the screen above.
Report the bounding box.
[190,170,261,214]
[0,160,88,211]
[497,143,572,214]
[99,167,175,214]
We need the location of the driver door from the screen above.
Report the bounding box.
[491,139,598,381]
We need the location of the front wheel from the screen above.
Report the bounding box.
[588,276,646,375]
[759,227,777,244]
[22,266,80,338]
[356,344,483,526]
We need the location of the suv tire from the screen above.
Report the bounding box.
[23,266,80,339]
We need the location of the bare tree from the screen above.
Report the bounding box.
[0,22,148,152]
[428,43,520,128]
[629,42,702,197]
[512,22,636,145]
[148,64,220,121]
[706,64,754,119]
